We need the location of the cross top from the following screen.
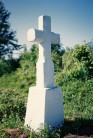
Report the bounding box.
[28,15,60,44]
[38,15,51,32]
[27,15,60,88]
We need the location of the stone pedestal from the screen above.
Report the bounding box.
[25,86,64,130]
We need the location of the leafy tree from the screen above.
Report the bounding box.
[59,43,93,81]
[73,43,93,78]
[0,0,19,58]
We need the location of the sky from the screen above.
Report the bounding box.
[2,0,93,49]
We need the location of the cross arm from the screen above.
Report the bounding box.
[51,32,60,44]
[27,29,45,43]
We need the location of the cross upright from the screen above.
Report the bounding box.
[28,15,60,88]
[25,16,64,130]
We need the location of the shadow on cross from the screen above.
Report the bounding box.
[60,118,93,137]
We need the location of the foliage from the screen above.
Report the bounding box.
[52,44,65,71]
[55,72,93,120]
[0,42,93,137]
[62,43,93,80]
[72,43,93,78]
[0,0,19,57]
[0,58,20,76]
[55,42,93,120]
[0,88,26,122]
[23,125,61,138]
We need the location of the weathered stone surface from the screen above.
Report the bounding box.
[25,15,64,130]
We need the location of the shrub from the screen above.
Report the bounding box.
[0,88,26,123]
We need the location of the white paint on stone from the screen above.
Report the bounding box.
[25,15,64,130]
[27,15,60,88]
[25,86,64,130]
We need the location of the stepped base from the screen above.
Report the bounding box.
[25,86,64,130]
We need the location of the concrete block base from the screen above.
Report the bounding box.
[25,86,64,130]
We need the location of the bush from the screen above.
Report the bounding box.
[0,88,26,123]
[55,71,93,120]
[72,43,93,78]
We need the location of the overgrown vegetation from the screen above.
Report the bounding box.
[0,42,93,137]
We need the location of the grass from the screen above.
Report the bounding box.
[0,70,93,137]
[0,50,93,137]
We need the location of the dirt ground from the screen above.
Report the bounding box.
[5,126,93,138]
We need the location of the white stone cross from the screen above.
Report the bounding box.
[25,16,64,130]
[27,15,60,88]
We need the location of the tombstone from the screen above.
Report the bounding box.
[25,15,64,130]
